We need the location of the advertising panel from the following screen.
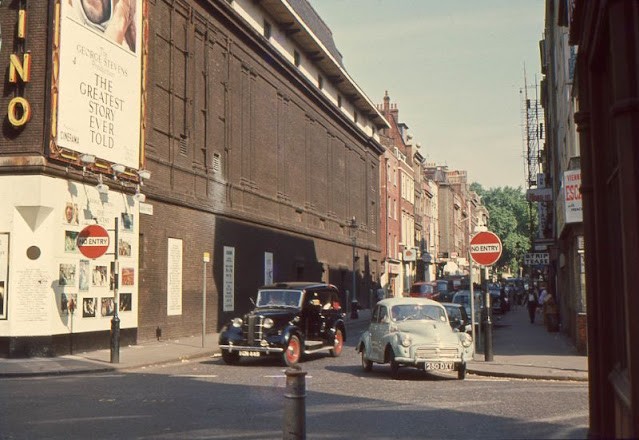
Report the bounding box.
[564,169,583,223]
[54,0,143,168]
[223,247,235,312]
[167,238,183,316]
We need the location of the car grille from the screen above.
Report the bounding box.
[244,315,264,344]
[415,347,459,359]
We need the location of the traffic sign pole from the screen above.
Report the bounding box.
[469,231,501,362]
[111,217,120,364]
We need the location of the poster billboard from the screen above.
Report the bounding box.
[564,169,583,223]
[54,0,143,169]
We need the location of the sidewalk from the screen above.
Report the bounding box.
[0,306,588,381]
[467,304,588,381]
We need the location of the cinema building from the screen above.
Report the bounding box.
[0,0,387,357]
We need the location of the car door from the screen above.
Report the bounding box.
[369,304,389,361]
[303,289,324,339]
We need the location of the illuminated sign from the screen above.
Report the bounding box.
[6,1,32,128]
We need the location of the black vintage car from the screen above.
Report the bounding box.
[218,282,346,366]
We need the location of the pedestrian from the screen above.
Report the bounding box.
[525,289,538,323]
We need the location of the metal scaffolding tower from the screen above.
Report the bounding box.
[521,71,544,189]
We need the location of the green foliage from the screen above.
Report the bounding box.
[471,183,533,275]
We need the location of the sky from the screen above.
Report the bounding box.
[310,0,545,189]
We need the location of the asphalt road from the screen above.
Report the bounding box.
[1,327,589,439]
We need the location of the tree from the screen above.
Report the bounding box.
[470,183,534,275]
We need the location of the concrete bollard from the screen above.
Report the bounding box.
[283,366,307,440]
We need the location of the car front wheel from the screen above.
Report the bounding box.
[330,329,344,357]
[283,335,302,366]
[389,349,400,378]
[361,349,373,372]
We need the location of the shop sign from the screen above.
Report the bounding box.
[564,169,583,223]
[6,1,32,127]
[524,252,550,265]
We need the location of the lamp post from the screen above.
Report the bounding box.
[349,217,358,318]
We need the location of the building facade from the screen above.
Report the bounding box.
[541,0,586,353]
[570,0,639,436]
[0,0,388,356]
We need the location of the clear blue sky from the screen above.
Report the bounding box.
[310,0,545,189]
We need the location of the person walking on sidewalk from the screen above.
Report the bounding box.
[525,289,538,323]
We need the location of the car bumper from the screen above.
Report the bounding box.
[219,344,284,354]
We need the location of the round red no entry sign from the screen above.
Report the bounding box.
[77,224,110,259]
[469,231,502,266]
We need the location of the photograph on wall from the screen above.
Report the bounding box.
[55,0,143,169]
[121,213,134,231]
[92,265,108,287]
[78,259,90,291]
[64,202,79,225]
[64,230,79,253]
[59,263,77,286]
[82,297,96,318]
[119,293,132,312]
[118,238,132,257]
[101,297,115,317]
[121,267,134,286]
[61,293,78,314]
[0,233,7,319]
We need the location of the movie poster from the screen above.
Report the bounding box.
[55,0,143,168]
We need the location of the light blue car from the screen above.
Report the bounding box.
[357,298,474,379]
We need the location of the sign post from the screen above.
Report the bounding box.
[202,252,210,348]
[111,217,120,364]
[469,231,502,362]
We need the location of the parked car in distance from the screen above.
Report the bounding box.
[357,298,474,379]
[441,302,472,333]
[452,290,483,326]
[218,282,346,366]
[408,281,440,300]
[435,279,455,302]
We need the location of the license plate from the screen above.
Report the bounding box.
[424,362,454,371]
[239,350,261,357]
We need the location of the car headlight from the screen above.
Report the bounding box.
[399,333,412,347]
[232,318,243,328]
[461,333,472,348]
[263,318,274,329]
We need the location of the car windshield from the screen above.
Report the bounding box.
[256,290,302,308]
[453,294,469,305]
[410,284,433,294]
[391,304,447,322]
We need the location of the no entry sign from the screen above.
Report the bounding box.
[470,231,502,266]
[77,225,110,259]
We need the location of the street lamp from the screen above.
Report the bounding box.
[349,217,358,318]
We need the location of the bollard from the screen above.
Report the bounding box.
[110,314,120,364]
[350,300,359,319]
[283,366,307,440]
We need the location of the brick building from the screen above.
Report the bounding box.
[0,0,388,356]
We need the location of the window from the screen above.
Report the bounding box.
[263,20,271,39]
[294,50,300,67]
[318,74,323,90]
[354,112,358,124]
[337,95,342,108]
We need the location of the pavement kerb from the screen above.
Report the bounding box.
[466,367,589,382]
[0,366,116,379]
